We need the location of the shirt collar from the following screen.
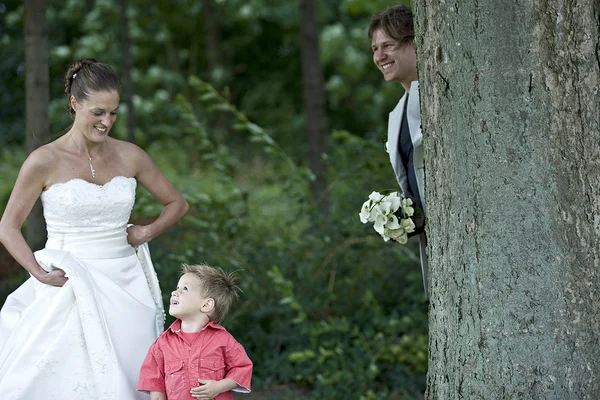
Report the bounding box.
[167,319,224,333]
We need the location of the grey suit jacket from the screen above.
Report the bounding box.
[387,80,429,296]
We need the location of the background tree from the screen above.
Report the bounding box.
[23,0,48,251]
[119,0,136,143]
[414,1,600,398]
[299,0,328,209]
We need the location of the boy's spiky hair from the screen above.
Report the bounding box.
[181,263,241,323]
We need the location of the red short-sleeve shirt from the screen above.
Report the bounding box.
[137,320,252,400]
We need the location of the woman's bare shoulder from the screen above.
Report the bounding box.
[109,137,145,155]
[24,141,61,171]
[111,138,150,164]
[12,140,65,191]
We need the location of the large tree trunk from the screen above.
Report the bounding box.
[415,1,600,398]
[120,0,136,144]
[24,0,48,251]
[299,0,328,210]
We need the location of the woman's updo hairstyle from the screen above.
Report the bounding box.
[64,58,121,119]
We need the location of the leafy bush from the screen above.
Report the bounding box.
[0,78,428,398]
[132,79,428,399]
[0,147,25,216]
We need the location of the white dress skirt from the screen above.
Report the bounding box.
[0,176,164,400]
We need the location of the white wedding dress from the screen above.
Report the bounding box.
[0,176,165,400]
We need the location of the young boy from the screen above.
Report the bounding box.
[137,264,252,400]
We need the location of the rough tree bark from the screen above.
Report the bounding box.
[24,0,48,251]
[300,0,329,210]
[414,1,600,399]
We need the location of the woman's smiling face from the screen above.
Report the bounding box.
[71,90,119,143]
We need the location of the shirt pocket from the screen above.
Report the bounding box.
[199,357,226,381]
[165,359,187,395]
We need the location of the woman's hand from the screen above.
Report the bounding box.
[37,268,68,287]
[127,224,152,247]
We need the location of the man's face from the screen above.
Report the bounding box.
[371,28,417,84]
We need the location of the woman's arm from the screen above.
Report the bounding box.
[126,144,189,246]
[0,148,67,286]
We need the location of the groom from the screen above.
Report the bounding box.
[369,5,429,297]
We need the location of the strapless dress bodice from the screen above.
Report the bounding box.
[40,176,137,257]
[41,176,136,235]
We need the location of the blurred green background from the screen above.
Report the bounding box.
[0,0,428,398]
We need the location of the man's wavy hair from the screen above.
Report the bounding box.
[368,5,414,47]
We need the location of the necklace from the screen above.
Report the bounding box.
[70,133,104,179]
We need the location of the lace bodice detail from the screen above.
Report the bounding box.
[41,176,136,235]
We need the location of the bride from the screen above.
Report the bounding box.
[0,58,189,399]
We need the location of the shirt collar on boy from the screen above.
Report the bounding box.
[168,319,223,334]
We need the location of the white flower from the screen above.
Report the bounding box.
[359,201,373,223]
[374,193,401,216]
[401,198,415,217]
[368,191,384,202]
[385,214,400,230]
[400,217,416,233]
[373,211,387,235]
[385,193,401,214]
[377,199,393,215]
[395,231,409,244]
[384,228,408,244]
[388,191,401,200]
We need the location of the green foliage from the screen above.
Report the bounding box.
[0,147,25,215]
[2,0,427,396]
[128,81,428,398]
[1,0,409,146]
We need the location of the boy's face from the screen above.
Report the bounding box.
[371,28,417,83]
[169,273,209,320]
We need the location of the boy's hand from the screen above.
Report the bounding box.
[190,379,223,399]
[150,391,167,400]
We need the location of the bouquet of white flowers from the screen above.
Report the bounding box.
[359,191,423,244]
